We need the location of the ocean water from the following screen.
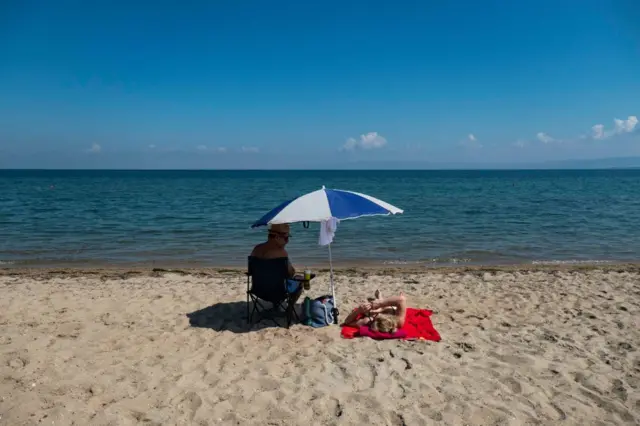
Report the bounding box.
[1,169,640,268]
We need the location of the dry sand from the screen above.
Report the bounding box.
[0,266,639,425]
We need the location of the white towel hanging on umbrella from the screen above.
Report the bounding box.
[319,217,339,246]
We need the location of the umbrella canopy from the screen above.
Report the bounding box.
[251,186,403,228]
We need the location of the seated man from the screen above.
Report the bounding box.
[250,223,302,296]
[341,290,407,334]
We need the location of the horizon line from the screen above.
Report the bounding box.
[1,167,639,172]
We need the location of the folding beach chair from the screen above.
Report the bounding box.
[246,256,301,328]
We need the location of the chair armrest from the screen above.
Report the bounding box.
[291,273,316,281]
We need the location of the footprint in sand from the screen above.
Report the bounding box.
[56,322,83,339]
[388,374,407,399]
[390,412,408,426]
[257,377,280,392]
[333,398,343,418]
[499,376,522,394]
[487,350,533,366]
[171,390,203,422]
[4,351,29,370]
[456,342,476,353]
[617,341,634,352]
[610,379,627,402]
[7,357,27,369]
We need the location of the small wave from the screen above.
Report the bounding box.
[531,259,613,265]
[382,260,422,265]
[0,260,16,265]
[383,258,472,266]
[426,257,472,264]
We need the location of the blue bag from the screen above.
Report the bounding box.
[302,295,335,327]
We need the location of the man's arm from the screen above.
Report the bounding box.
[282,249,295,277]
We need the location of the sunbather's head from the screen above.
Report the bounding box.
[268,223,291,247]
[371,313,397,334]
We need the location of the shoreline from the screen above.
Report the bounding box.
[3,261,640,279]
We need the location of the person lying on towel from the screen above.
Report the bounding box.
[341,290,407,334]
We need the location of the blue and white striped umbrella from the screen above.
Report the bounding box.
[251,186,403,324]
[251,186,403,227]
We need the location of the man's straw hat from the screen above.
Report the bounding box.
[268,223,290,234]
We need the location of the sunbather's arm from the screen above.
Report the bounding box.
[369,306,397,315]
[341,302,372,327]
[372,295,406,327]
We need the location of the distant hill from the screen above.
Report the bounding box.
[538,156,640,169]
[337,156,640,170]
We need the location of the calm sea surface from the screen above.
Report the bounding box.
[1,169,640,268]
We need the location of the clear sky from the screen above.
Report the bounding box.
[1,0,639,169]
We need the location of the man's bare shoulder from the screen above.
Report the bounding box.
[251,243,288,259]
[251,242,267,256]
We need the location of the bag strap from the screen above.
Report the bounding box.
[320,303,331,325]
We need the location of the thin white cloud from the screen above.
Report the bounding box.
[341,131,387,151]
[216,147,227,153]
[343,138,357,151]
[148,144,156,149]
[513,139,527,148]
[591,124,606,140]
[241,146,259,153]
[196,145,207,151]
[87,143,101,153]
[460,134,482,149]
[591,116,637,140]
[536,132,556,144]
[614,116,638,134]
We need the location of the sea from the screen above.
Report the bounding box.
[1,169,640,268]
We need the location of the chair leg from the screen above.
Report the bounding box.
[252,302,262,325]
[248,296,300,329]
[252,299,281,327]
[286,299,299,328]
[285,305,292,329]
[246,275,254,326]
[248,295,261,327]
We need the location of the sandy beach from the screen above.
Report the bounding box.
[1,266,639,425]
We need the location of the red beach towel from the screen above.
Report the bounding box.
[358,326,407,340]
[341,308,441,342]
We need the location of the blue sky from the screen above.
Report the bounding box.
[1,0,639,168]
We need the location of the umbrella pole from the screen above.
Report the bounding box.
[328,243,339,324]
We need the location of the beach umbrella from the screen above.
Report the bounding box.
[251,186,404,324]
